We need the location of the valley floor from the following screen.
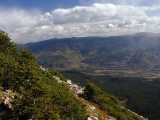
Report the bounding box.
[87,69,160,80]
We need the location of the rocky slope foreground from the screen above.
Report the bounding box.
[25,32,160,70]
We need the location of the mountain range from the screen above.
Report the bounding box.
[25,32,160,70]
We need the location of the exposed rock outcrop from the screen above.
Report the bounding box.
[1,90,16,110]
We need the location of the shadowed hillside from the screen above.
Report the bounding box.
[25,32,160,70]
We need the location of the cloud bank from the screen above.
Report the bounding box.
[0,3,160,43]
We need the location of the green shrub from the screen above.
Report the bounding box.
[83,82,142,120]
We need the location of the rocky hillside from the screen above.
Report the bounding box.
[53,74,148,120]
[25,32,160,70]
[0,30,148,119]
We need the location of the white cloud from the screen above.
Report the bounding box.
[52,3,116,24]
[0,3,160,43]
[106,24,114,28]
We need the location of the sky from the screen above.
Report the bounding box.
[0,0,160,43]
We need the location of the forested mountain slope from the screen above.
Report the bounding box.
[25,32,160,70]
[0,30,147,119]
[0,30,86,119]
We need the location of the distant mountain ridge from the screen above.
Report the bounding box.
[25,32,160,70]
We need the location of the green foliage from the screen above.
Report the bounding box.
[0,30,17,56]
[83,82,142,120]
[62,70,160,120]
[0,30,87,119]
